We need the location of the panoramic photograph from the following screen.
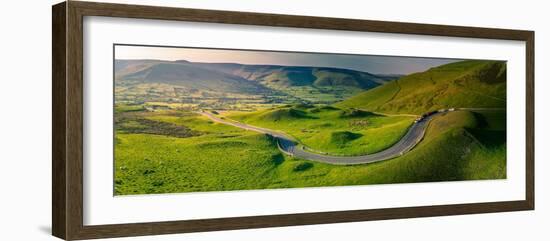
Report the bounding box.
[113,44,507,196]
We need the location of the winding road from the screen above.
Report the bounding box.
[199,111,443,165]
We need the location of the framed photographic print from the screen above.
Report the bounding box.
[52,1,534,240]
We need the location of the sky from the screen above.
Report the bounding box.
[115,45,462,75]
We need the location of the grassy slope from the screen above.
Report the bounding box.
[274,110,506,188]
[115,133,284,194]
[250,68,374,103]
[336,60,506,114]
[115,110,283,194]
[227,105,415,156]
[121,62,269,94]
[460,110,506,179]
[253,67,392,103]
[114,109,505,195]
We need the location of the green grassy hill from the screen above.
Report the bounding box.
[192,63,395,89]
[119,62,270,94]
[114,59,164,78]
[336,60,506,114]
[228,105,415,156]
[267,110,505,188]
[210,65,396,103]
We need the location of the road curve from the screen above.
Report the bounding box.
[199,111,442,165]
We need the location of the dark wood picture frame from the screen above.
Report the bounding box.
[52,1,535,240]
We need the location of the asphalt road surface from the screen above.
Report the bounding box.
[199,111,443,165]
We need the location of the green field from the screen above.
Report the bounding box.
[114,108,505,195]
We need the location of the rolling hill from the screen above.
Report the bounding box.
[191,62,396,89]
[228,104,415,156]
[336,60,506,114]
[115,59,398,104]
[119,62,269,94]
[114,59,165,78]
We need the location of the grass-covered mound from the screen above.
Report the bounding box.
[115,107,201,138]
[228,105,414,156]
[329,131,363,145]
[338,108,379,118]
[309,105,340,113]
[255,107,316,122]
[336,60,506,114]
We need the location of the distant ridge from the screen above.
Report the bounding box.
[115,59,399,103]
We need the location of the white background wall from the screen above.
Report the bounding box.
[0,0,547,240]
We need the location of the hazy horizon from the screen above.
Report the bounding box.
[115,45,462,75]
